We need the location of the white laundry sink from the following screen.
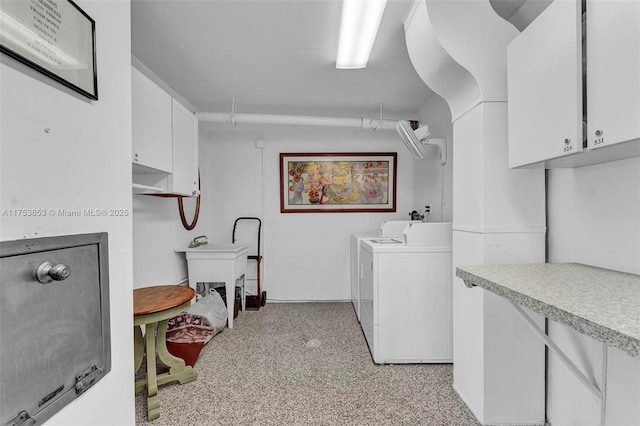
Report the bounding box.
[403,222,453,246]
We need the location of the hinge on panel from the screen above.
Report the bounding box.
[75,364,103,395]
[5,411,35,426]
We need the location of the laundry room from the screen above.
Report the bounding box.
[0,0,638,425]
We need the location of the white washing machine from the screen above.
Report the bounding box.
[350,221,418,321]
[358,223,453,364]
[350,232,377,321]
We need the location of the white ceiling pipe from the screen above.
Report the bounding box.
[196,112,398,131]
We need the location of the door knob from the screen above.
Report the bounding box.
[36,261,71,284]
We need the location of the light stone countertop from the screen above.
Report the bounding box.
[455,263,640,359]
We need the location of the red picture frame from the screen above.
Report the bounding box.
[280,152,397,213]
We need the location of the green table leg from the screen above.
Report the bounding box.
[145,322,160,421]
[133,301,198,421]
[134,325,144,374]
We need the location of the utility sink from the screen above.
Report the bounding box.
[403,222,453,246]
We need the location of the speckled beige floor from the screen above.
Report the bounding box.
[135,302,479,425]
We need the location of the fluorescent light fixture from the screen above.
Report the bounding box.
[336,0,388,69]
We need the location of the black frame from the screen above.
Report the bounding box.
[0,0,98,100]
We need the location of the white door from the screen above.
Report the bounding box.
[586,0,640,149]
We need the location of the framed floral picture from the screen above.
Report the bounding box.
[280,152,397,213]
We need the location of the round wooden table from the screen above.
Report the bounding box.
[134,285,197,421]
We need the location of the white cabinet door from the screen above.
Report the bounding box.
[132,67,172,172]
[507,0,583,168]
[587,0,640,149]
[170,99,198,196]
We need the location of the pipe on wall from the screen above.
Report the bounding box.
[196,112,398,131]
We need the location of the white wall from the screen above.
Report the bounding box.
[199,123,445,301]
[546,157,640,425]
[416,94,454,222]
[132,187,207,288]
[0,1,134,424]
[451,101,546,424]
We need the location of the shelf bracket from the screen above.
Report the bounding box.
[507,300,608,424]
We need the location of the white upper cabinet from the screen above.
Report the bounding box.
[131,66,199,197]
[586,0,640,150]
[132,67,172,173]
[507,0,583,168]
[170,99,198,197]
[508,0,640,168]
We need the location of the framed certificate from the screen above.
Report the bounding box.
[0,0,98,100]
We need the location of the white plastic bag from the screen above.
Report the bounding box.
[187,289,228,335]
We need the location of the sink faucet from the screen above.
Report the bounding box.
[423,205,431,223]
[189,235,208,248]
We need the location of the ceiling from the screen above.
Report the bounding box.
[131,0,531,120]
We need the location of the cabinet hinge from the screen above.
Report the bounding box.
[5,411,35,426]
[75,365,103,395]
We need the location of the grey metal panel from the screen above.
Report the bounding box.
[0,233,110,426]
